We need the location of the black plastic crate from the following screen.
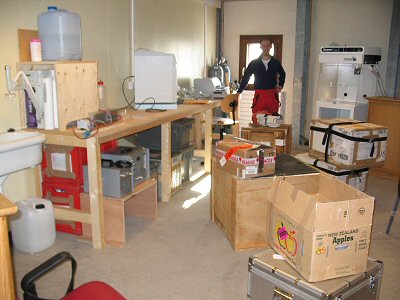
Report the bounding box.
[136,118,194,151]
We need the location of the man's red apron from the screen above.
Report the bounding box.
[251,89,280,124]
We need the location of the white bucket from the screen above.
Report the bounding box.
[38,6,82,61]
[10,198,56,254]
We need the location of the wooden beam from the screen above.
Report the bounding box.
[54,207,92,224]
[204,109,213,172]
[194,113,204,149]
[161,122,172,202]
[0,194,18,300]
[86,136,105,249]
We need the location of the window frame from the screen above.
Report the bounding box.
[239,35,283,90]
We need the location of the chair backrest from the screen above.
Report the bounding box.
[220,94,240,137]
[221,94,239,122]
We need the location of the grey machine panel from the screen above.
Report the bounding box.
[101,146,149,185]
[83,165,132,198]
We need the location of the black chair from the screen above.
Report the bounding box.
[21,251,126,300]
[386,177,400,234]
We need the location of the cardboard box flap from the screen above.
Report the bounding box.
[270,173,374,232]
[269,178,317,231]
[314,198,374,231]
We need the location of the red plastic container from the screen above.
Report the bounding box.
[42,140,118,185]
[42,181,83,235]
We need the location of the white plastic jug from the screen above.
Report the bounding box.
[10,198,56,253]
[38,6,82,61]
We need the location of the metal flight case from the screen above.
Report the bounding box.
[248,249,383,300]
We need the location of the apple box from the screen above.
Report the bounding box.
[268,172,374,282]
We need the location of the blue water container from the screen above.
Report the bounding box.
[38,6,82,60]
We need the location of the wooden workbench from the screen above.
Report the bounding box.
[36,102,220,249]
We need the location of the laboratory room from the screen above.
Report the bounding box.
[0,0,399,299]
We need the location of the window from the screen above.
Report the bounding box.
[239,35,283,90]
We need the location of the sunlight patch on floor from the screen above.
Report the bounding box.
[182,174,211,209]
[189,170,206,182]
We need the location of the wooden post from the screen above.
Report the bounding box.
[204,109,213,173]
[86,136,105,249]
[161,122,172,202]
[0,194,18,300]
[194,112,203,149]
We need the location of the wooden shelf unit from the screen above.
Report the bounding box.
[367,96,400,178]
[80,179,157,248]
[17,61,99,130]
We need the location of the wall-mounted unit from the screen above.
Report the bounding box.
[17,61,98,130]
[314,46,381,121]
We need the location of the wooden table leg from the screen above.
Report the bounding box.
[194,112,203,149]
[0,195,18,300]
[161,122,172,202]
[204,109,212,173]
[86,137,105,249]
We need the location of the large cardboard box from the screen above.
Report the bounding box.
[268,172,374,282]
[295,152,369,192]
[211,155,318,250]
[215,139,276,178]
[309,118,387,169]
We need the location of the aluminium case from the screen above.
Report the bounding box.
[248,249,383,300]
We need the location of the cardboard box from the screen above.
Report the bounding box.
[268,172,374,282]
[215,139,276,178]
[211,155,318,250]
[241,124,292,155]
[309,118,387,169]
[295,152,369,192]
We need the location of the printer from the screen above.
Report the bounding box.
[193,77,228,99]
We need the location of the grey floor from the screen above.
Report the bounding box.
[11,156,400,299]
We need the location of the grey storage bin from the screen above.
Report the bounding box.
[136,118,194,151]
[181,145,195,182]
[149,150,183,200]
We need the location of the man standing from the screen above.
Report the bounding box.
[237,38,286,124]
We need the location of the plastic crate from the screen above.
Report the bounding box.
[181,145,194,182]
[42,181,83,235]
[42,145,86,185]
[149,150,183,199]
[42,140,118,185]
[136,118,194,151]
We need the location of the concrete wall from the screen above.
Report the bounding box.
[306,0,393,137]
[223,0,297,124]
[222,0,393,141]
[0,0,131,201]
[135,0,217,88]
[0,0,216,201]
